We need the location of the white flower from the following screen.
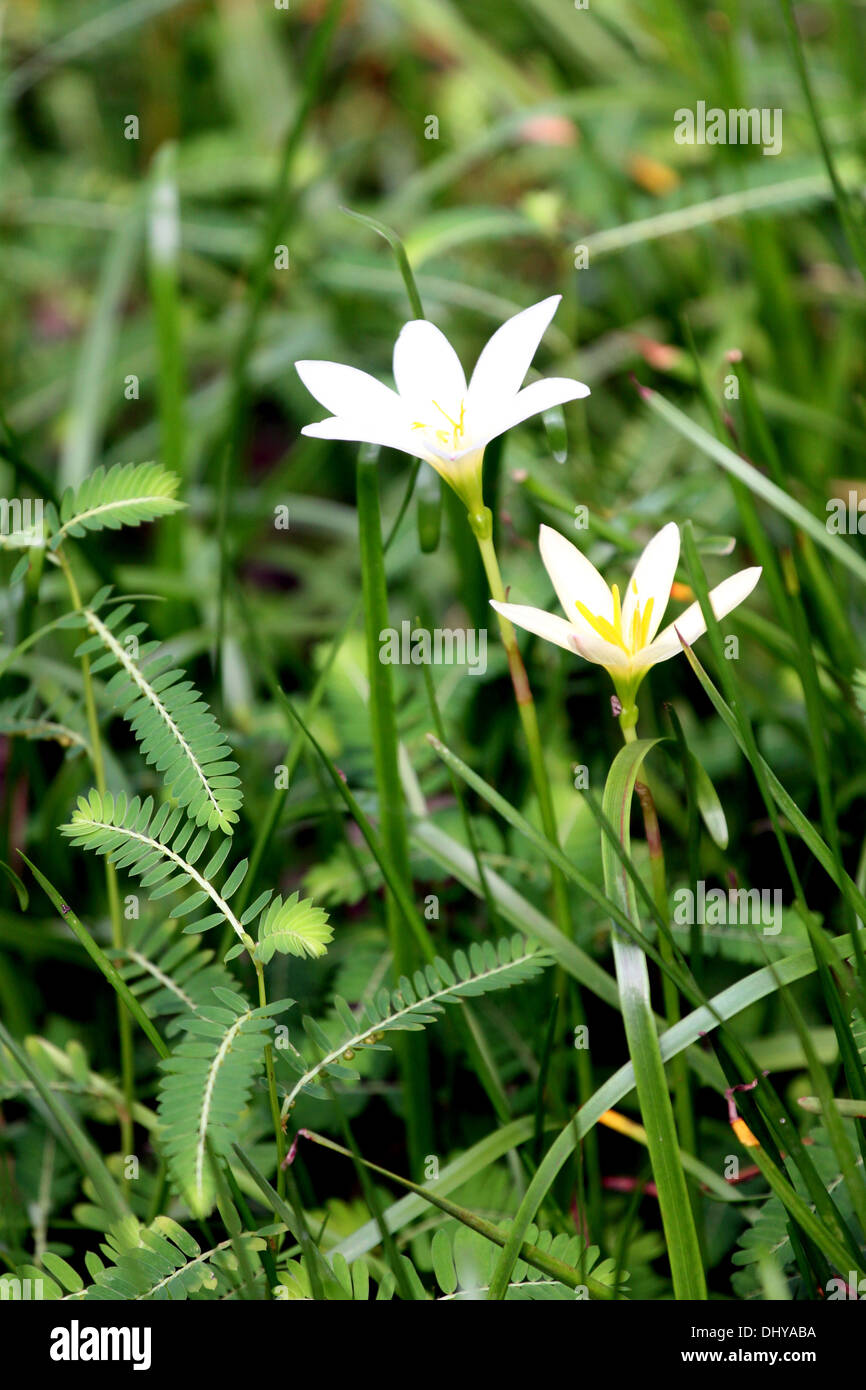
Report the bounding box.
[491,521,761,714]
[295,296,589,509]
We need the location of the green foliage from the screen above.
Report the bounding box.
[279,935,551,1106]
[60,790,253,943]
[74,595,242,833]
[116,919,238,1036]
[429,1222,625,1301]
[256,890,333,962]
[24,1214,267,1301]
[158,991,290,1218]
[46,463,183,549]
[732,1125,863,1298]
[0,696,87,753]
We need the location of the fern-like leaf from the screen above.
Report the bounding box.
[116,919,238,1036]
[0,697,87,752]
[48,462,183,549]
[431,1222,625,1301]
[279,935,551,1111]
[24,1215,268,1300]
[75,598,242,833]
[60,790,258,947]
[257,892,333,962]
[158,990,290,1218]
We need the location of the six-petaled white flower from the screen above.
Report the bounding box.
[491,522,761,722]
[295,295,589,511]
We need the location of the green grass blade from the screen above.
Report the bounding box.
[356,451,432,1171]
[641,387,866,587]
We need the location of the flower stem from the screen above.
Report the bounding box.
[468,507,599,1209]
[468,508,572,936]
[57,547,134,1169]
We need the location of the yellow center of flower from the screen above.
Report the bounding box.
[411,399,466,451]
[575,579,655,655]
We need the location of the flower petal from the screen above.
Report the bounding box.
[296,360,404,421]
[467,295,562,414]
[477,376,590,444]
[636,566,762,669]
[489,600,578,654]
[539,524,612,623]
[392,320,467,411]
[491,599,629,671]
[301,416,423,460]
[621,521,680,646]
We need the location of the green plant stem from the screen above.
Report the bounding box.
[57,546,134,1168]
[468,509,571,931]
[255,960,286,1201]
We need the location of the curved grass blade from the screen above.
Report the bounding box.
[591,739,704,1300]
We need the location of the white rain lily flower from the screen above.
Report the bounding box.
[295,295,589,511]
[491,522,761,724]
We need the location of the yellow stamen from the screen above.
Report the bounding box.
[638,596,655,646]
[575,601,621,647]
[431,399,466,448]
[576,581,656,658]
[575,582,630,653]
[611,582,622,636]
